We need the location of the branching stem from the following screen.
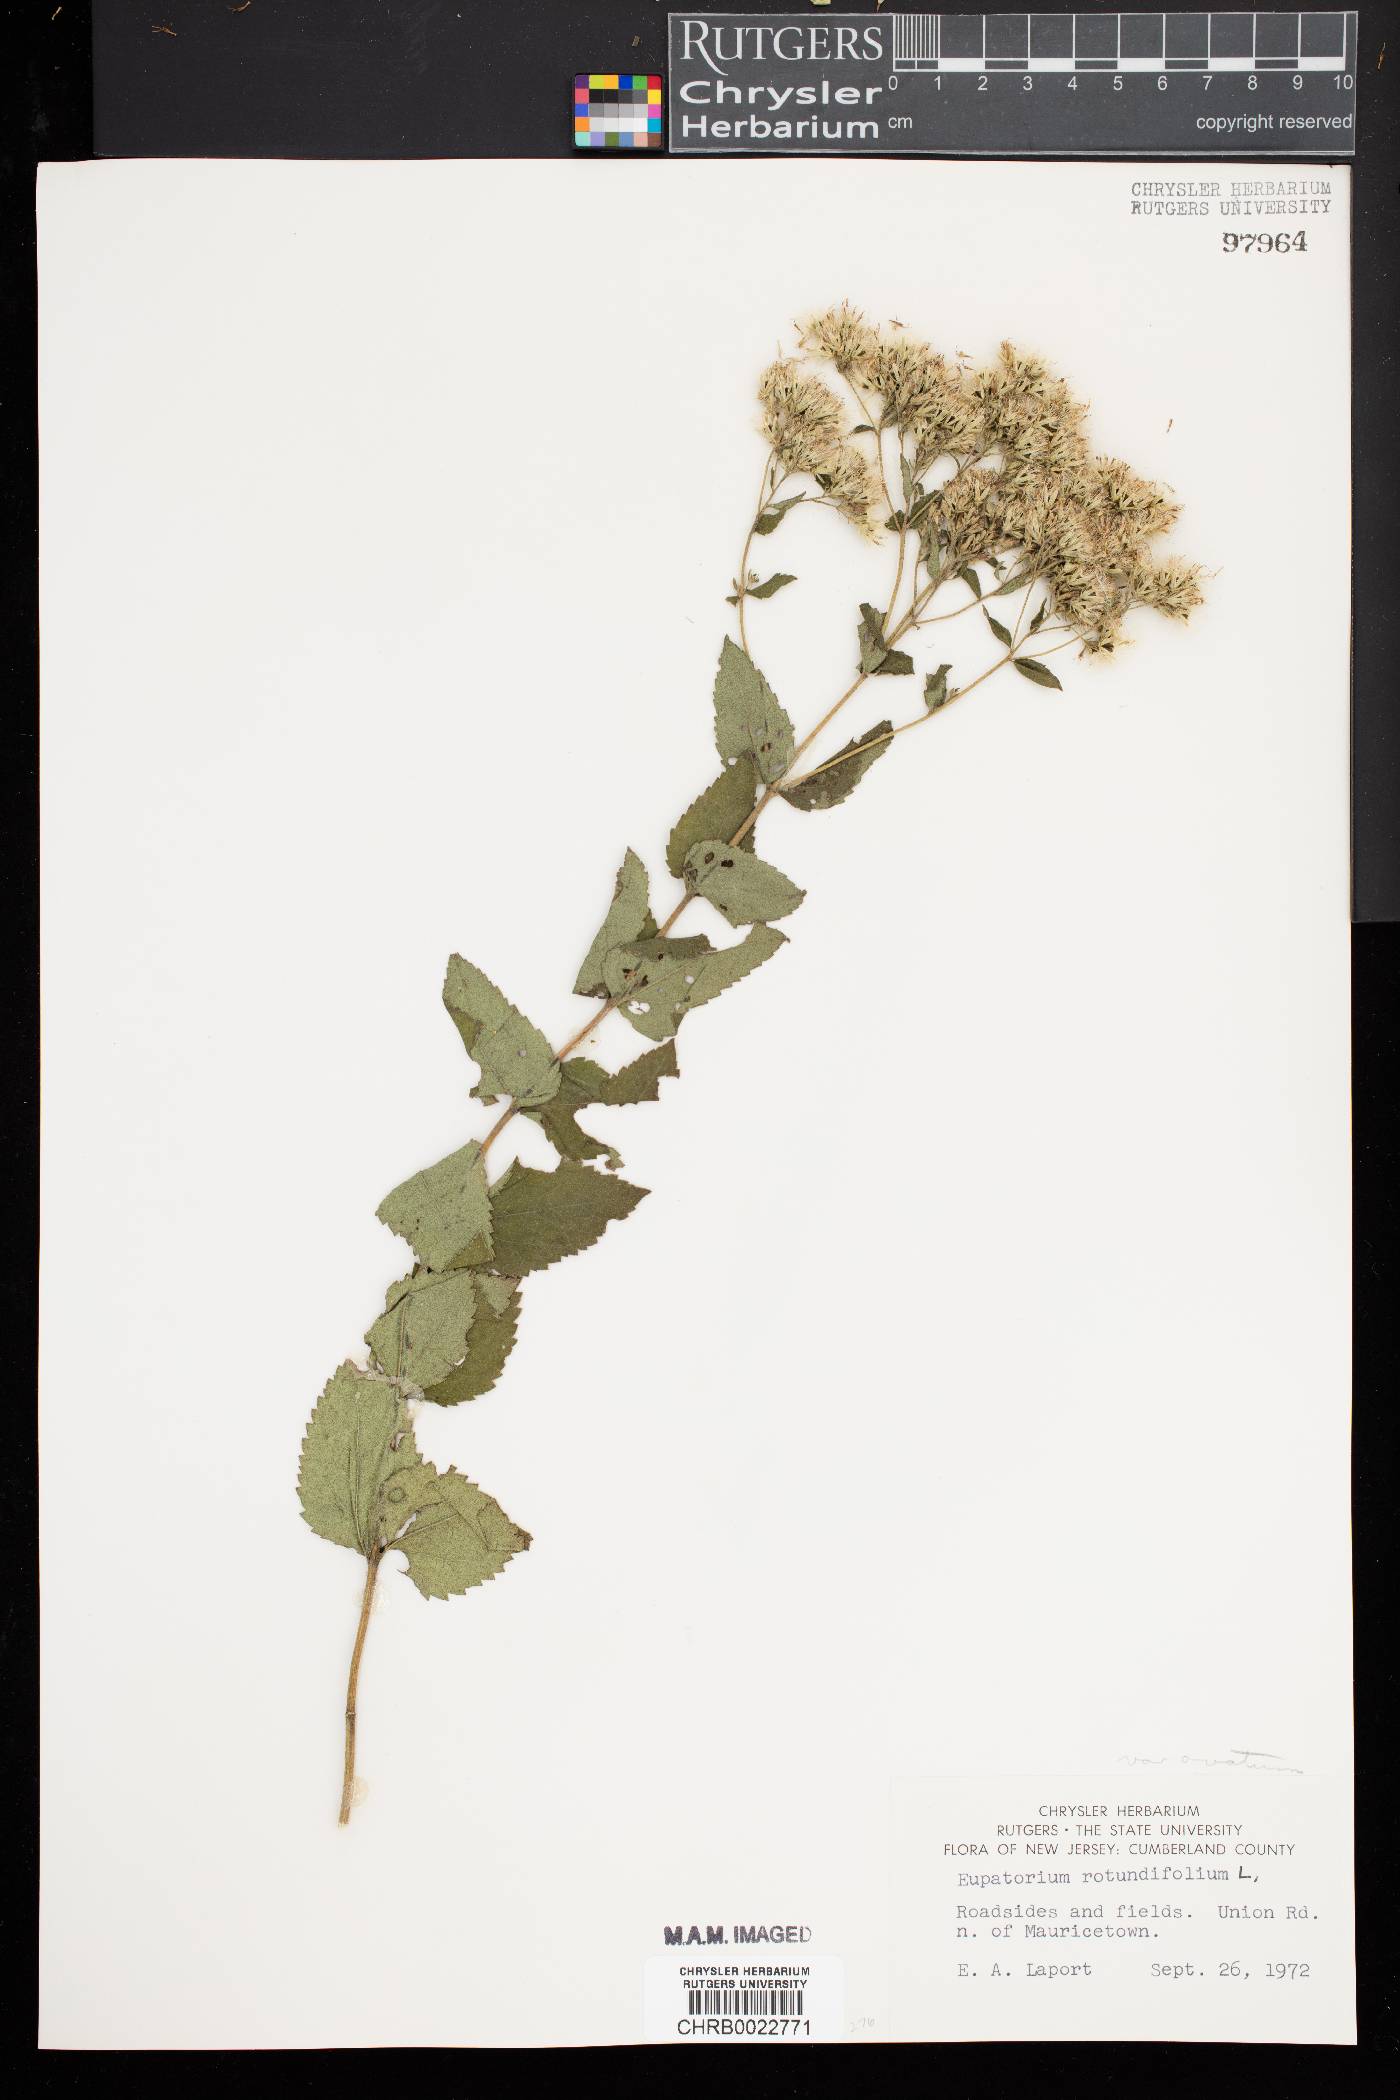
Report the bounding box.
[479,528,1004,1166]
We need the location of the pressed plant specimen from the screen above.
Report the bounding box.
[297,304,1205,1823]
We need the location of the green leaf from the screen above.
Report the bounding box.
[684,924,787,1014]
[603,939,712,1043]
[900,458,916,508]
[907,485,937,529]
[581,1041,679,1106]
[367,1269,479,1389]
[956,564,983,599]
[528,1089,623,1170]
[920,521,942,581]
[666,756,758,878]
[528,1042,680,1170]
[486,1160,647,1275]
[857,602,887,674]
[376,1140,492,1271]
[712,637,795,785]
[1028,599,1048,635]
[421,1285,521,1405]
[473,1271,516,1314]
[604,926,786,1042]
[574,848,653,999]
[1013,657,1063,690]
[923,665,952,713]
[991,567,1033,598]
[857,603,914,677]
[683,841,805,926]
[745,572,796,601]
[779,722,892,812]
[392,1469,531,1601]
[984,609,1014,648]
[442,955,560,1110]
[298,1364,425,1557]
[752,495,804,536]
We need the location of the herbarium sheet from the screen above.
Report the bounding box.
[39,158,1352,2047]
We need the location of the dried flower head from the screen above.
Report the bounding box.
[758,358,846,475]
[861,335,957,435]
[1129,556,1207,621]
[972,344,1090,487]
[797,300,880,377]
[817,441,884,539]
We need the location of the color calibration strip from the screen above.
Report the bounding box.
[574,73,664,149]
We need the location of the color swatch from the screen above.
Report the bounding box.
[573,74,663,150]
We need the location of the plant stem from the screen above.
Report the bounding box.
[478,555,954,1167]
[778,645,1019,793]
[735,451,779,656]
[339,1549,382,1827]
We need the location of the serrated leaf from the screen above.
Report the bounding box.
[392,1469,531,1600]
[1028,599,1048,634]
[857,603,914,678]
[745,572,796,601]
[528,1088,623,1170]
[604,925,785,1042]
[779,722,892,812]
[923,665,952,713]
[421,1284,521,1406]
[685,924,786,1012]
[752,495,804,537]
[367,1268,479,1389]
[984,609,1013,648]
[376,1140,492,1271]
[473,1271,515,1315]
[298,1364,424,1557]
[1013,657,1063,690]
[486,1160,647,1275]
[712,637,795,784]
[603,939,712,1043]
[581,1040,679,1106]
[683,840,805,926]
[956,564,983,599]
[574,849,653,999]
[666,756,758,878]
[527,1042,680,1169]
[442,955,560,1110]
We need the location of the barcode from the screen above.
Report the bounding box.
[686,1987,805,2016]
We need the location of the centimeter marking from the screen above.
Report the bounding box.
[892,12,1350,74]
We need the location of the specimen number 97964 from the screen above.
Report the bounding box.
[1222,232,1309,255]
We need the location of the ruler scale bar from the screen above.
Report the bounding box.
[889,11,1348,72]
[668,12,1357,155]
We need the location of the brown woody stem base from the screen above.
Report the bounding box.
[338,1550,382,1826]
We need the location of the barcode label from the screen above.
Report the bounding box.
[687,1986,804,2016]
[644,1954,843,2042]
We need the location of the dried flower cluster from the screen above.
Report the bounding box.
[758,358,883,534]
[775,301,1205,654]
[298,305,1203,1825]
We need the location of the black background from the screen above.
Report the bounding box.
[4,1,1397,2090]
